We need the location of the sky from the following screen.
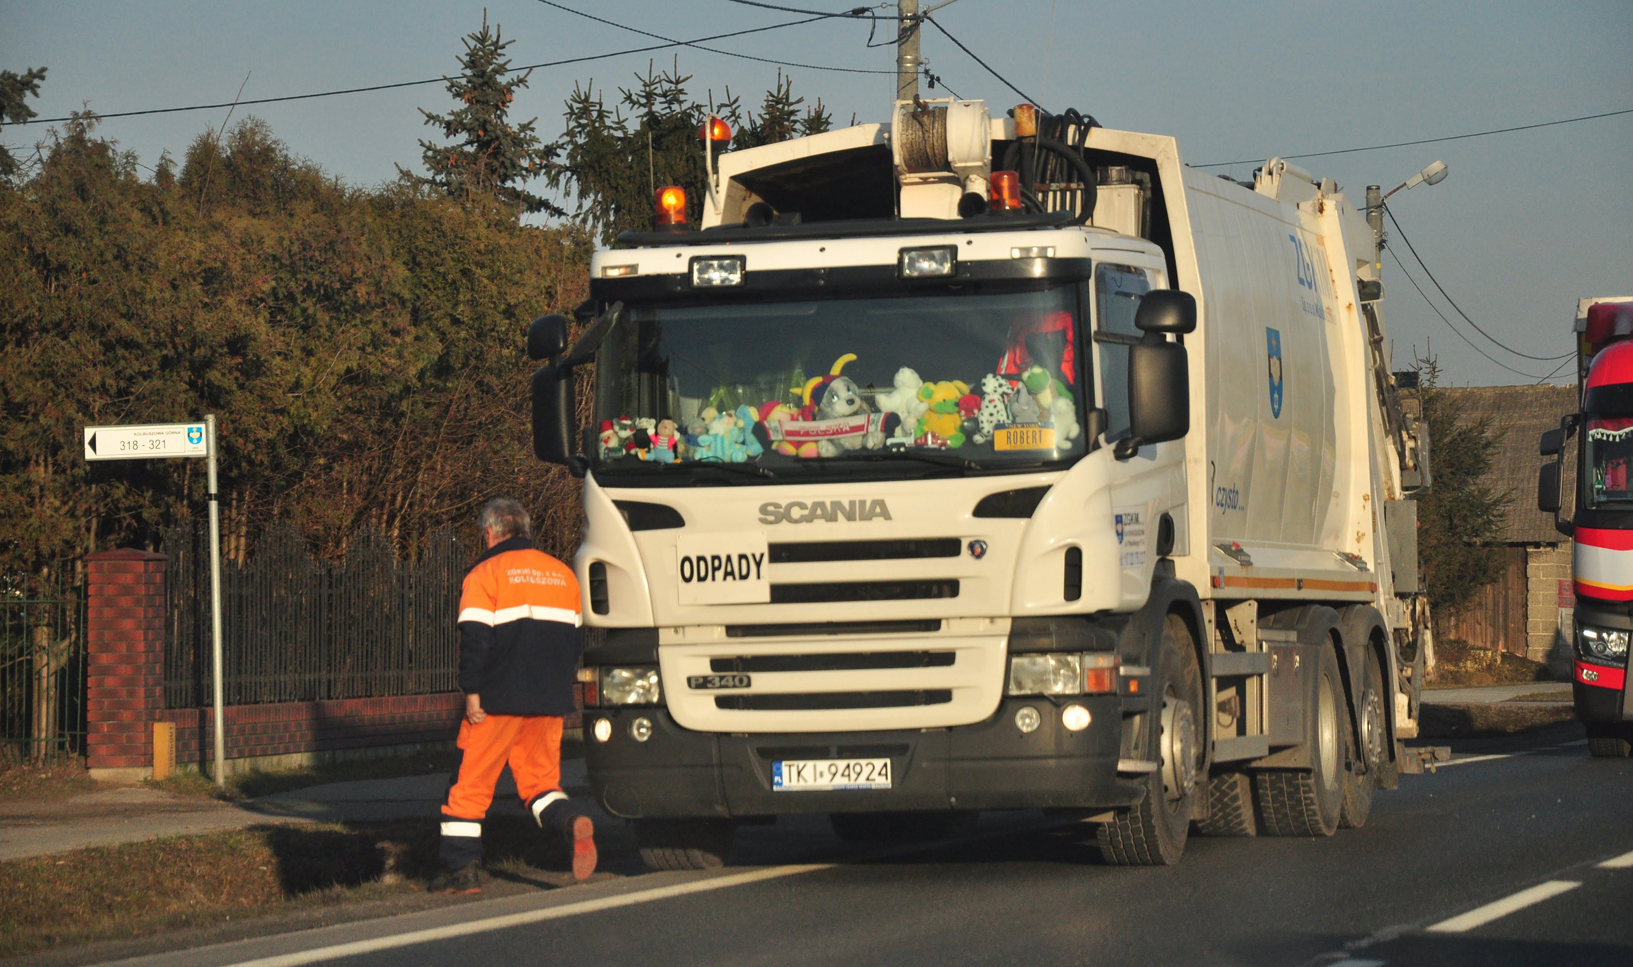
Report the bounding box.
[4,0,1630,387]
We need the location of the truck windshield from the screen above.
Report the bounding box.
[1586,416,1633,507]
[591,282,1088,479]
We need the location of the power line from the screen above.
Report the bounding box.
[722,1,894,18]
[922,13,1042,110]
[1385,205,1573,362]
[533,0,892,75]
[1194,106,1633,168]
[1386,250,1552,380]
[1535,355,1574,386]
[10,15,859,126]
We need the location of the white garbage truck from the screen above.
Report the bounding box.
[527,98,1438,867]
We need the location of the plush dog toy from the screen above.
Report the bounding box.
[973,374,1015,445]
[798,354,885,457]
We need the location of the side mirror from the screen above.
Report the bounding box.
[1537,461,1561,515]
[1539,428,1564,457]
[532,363,582,474]
[1134,290,1198,335]
[528,314,570,361]
[1125,337,1189,452]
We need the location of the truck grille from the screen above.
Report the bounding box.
[725,619,941,638]
[769,579,959,603]
[716,690,953,711]
[768,538,961,562]
[710,651,956,673]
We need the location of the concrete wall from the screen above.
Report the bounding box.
[1526,542,1573,672]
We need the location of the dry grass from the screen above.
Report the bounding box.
[1418,702,1579,738]
[148,751,459,803]
[1428,639,1555,688]
[0,761,96,803]
[0,816,571,957]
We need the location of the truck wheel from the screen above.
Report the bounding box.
[1098,615,1202,865]
[1340,645,1386,829]
[1256,634,1345,837]
[831,811,976,843]
[1194,771,1257,837]
[633,819,735,871]
[1586,725,1633,758]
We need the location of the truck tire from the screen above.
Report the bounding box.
[830,811,977,844]
[1194,771,1257,837]
[1586,725,1633,758]
[1256,634,1346,837]
[1098,615,1202,865]
[633,819,734,871]
[1340,645,1386,829]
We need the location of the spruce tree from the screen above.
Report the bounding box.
[0,66,48,179]
[405,16,559,216]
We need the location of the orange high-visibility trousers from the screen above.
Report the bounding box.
[439,714,565,870]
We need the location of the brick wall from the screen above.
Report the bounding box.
[1526,543,1573,666]
[84,549,167,772]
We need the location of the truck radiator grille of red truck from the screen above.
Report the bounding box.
[714,689,954,711]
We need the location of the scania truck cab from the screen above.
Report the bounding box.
[529,99,1437,867]
[1540,297,1633,757]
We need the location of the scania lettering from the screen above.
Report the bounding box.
[531,96,1441,868]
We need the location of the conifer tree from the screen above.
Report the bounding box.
[0,66,47,179]
[405,16,559,216]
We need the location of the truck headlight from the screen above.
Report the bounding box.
[1008,652,1117,696]
[600,666,663,705]
[1577,624,1629,662]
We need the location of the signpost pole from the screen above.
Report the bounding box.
[205,414,227,789]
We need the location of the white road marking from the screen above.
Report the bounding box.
[218,864,833,967]
[1425,880,1581,933]
[1560,739,1589,747]
[1435,753,1516,768]
[1325,959,1386,967]
[1597,847,1633,869]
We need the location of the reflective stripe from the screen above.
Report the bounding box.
[457,608,496,626]
[440,821,482,839]
[491,604,582,628]
[531,790,569,825]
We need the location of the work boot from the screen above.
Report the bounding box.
[429,863,484,895]
[537,795,598,881]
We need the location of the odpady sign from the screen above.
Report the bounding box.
[679,552,764,584]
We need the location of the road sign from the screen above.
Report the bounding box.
[83,422,209,460]
[80,416,228,787]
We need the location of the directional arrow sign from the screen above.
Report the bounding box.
[83,422,210,461]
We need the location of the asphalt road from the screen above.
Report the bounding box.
[105,723,1633,967]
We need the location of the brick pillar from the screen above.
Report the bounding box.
[84,548,166,780]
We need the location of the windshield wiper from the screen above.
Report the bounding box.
[847,450,978,471]
[689,462,777,479]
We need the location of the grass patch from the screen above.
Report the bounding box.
[1428,639,1555,688]
[0,761,95,803]
[0,815,574,957]
[1419,702,1579,738]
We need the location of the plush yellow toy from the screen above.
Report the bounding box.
[916,379,970,447]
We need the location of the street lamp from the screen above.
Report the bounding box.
[1383,160,1449,200]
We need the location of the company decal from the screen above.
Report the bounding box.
[186,425,205,445]
[1114,507,1147,569]
[1266,327,1284,418]
[1214,485,1242,512]
[1288,234,1329,321]
[758,499,892,524]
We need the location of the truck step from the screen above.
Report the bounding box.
[1210,652,1271,677]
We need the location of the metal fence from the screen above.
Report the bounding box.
[0,577,86,764]
[164,521,469,708]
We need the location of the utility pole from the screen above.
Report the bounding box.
[897,0,920,102]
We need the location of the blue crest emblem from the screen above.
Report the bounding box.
[1266,328,1284,419]
[187,426,204,445]
[1115,514,1126,544]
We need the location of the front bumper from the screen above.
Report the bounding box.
[584,696,1146,819]
[1569,600,1632,724]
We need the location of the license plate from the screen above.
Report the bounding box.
[687,673,751,690]
[993,424,1056,451]
[772,758,893,791]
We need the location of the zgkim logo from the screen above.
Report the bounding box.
[1266,328,1284,418]
[187,426,204,445]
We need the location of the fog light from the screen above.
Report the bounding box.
[1062,704,1091,732]
[630,717,653,742]
[1015,705,1042,734]
[593,718,612,743]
